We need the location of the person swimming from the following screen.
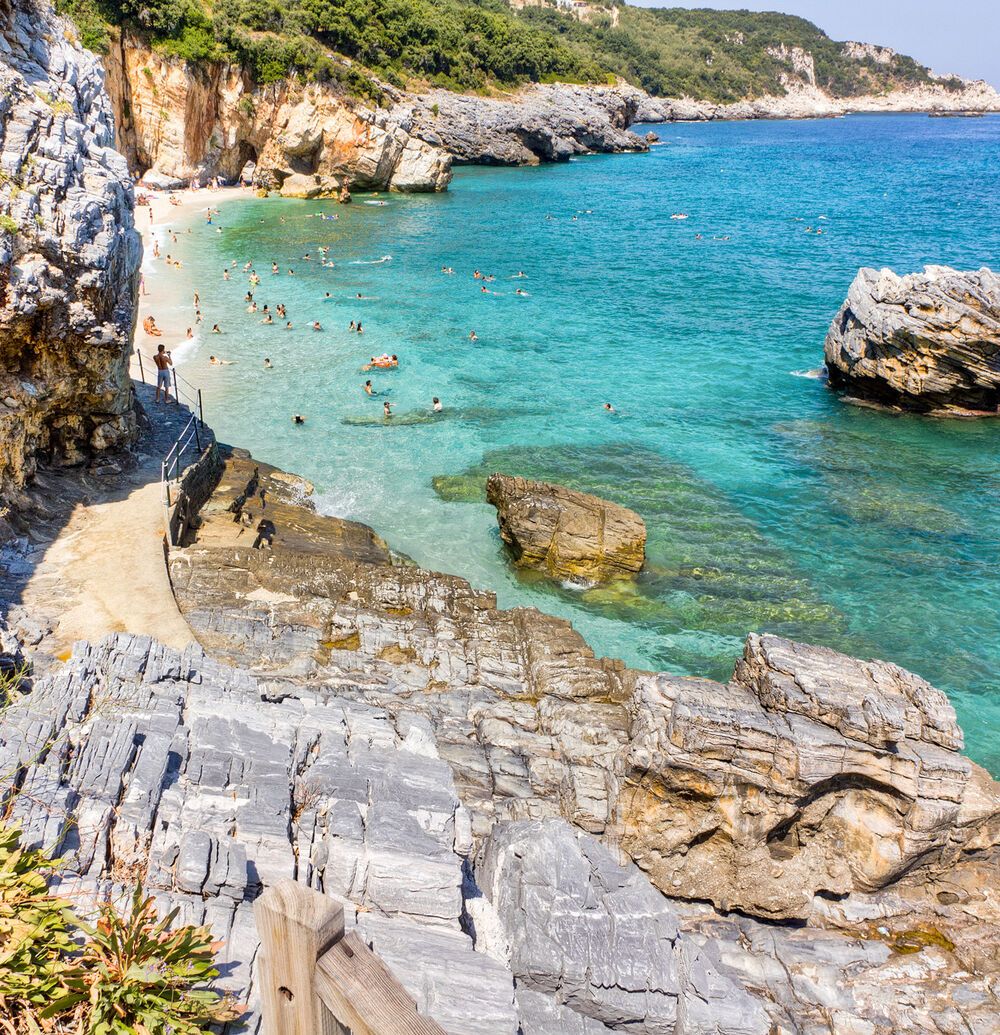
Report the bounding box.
[209,355,235,365]
[469,330,477,341]
[212,324,221,334]
[263,358,273,369]
[292,414,305,424]
[312,321,322,331]
[356,322,363,334]
[383,401,392,418]
[364,380,374,395]
[432,397,442,412]
[603,402,615,413]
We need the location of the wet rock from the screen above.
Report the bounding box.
[824,265,1000,413]
[0,0,139,511]
[485,473,646,582]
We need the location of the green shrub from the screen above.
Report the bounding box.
[0,821,240,1034]
[0,215,18,235]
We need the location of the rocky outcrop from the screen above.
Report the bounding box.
[405,84,649,165]
[5,633,997,1033]
[4,447,1000,1031]
[824,265,1000,413]
[485,472,646,581]
[102,38,452,194]
[165,452,1000,927]
[0,0,140,521]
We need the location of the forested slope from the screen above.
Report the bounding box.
[58,0,963,103]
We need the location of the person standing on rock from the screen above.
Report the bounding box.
[153,344,172,404]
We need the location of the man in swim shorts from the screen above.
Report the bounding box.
[154,344,172,403]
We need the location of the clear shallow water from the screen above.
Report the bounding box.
[155,114,1000,774]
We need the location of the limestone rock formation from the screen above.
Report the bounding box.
[102,40,452,194]
[824,265,1000,413]
[4,631,997,1033]
[406,84,649,165]
[485,472,646,582]
[0,0,140,516]
[165,453,1000,927]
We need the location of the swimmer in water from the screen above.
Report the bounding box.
[212,324,221,334]
[312,321,322,331]
[263,358,273,369]
[364,380,374,395]
[356,322,363,334]
[185,327,193,339]
[432,397,442,412]
[469,331,478,342]
[383,401,392,418]
[209,355,235,365]
[285,321,293,330]
[603,402,615,413]
[292,414,305,425]
[262,313,273,324]
[223,269,230,280]
[271,262,279,274]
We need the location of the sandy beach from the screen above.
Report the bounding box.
[131,184,247,385]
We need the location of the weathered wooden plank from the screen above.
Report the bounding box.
[254,879,345,1035]
[316,930,448,1035]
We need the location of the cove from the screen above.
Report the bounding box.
[154,113,1000,775]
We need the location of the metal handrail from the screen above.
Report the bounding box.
[133,349,204,426]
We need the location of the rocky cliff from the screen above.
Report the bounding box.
[102,38,452,195]
[0,0,140,530]
[825,265,1000,414]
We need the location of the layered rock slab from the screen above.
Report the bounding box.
[824,265,1000,413]
[486,472,646,582]
[168,452,1000,924]
[0,0,140,513]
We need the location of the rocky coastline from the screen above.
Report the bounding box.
[92,27,1000,192]
[3,2,1000,1030]
[3,443,999,1032]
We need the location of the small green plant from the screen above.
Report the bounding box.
[34,213,45,228]
[0,214,18,235]
[430,101,439,116]
[0,821,241,1034]
[0,823,79,1024]
[47,885,242,1033]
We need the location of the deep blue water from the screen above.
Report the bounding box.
[155,114,1000,774]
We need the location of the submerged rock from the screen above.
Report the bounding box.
[824,265,1000,413]
[485,473,646,582]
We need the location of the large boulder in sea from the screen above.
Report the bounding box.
[824,265,1000,413]
[485,473,646,582]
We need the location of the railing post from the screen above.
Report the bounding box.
[137,350,145,383]
[172,368,180,405]
[198,388,205,427]
[254,880,344,1035]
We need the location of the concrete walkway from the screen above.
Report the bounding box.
[4,382,200,657]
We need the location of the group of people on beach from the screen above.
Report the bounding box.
[140,198,624,427]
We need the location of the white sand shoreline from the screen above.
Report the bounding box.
[132,185,248,383]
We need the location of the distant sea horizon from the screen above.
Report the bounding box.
[151,112,1000,775]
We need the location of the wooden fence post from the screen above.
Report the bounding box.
[254,879,345,1035]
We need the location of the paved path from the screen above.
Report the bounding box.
[2,382,202,657]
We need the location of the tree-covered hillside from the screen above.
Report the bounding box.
[58,0,954,103]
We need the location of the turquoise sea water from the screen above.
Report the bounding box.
[155,114,1000,774]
